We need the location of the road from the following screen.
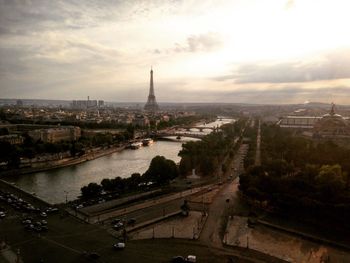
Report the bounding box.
[104,197,186,230]
[199,144,248,248]
[255,119,261,166]
[85,185,215,223]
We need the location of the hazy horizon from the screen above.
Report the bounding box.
[1,0,350,104]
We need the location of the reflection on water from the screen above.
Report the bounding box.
[5,141,183,204]
[4,119,234,204]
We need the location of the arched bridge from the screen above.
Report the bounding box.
[155,132,206,139]
[176,126,219,132]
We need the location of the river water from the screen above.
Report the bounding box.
[4,118,233,204]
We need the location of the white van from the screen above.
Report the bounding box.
[186,255,196,262]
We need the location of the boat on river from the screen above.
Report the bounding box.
[142,138,154,146]
[129,142,143,149]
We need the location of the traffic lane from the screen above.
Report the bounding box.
[90,185,213,222]
[106,198,186,227]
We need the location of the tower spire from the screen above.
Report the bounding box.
[144,68,159,112]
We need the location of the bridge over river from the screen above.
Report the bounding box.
[155,132,206,140]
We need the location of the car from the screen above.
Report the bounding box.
[40,212,47,218]
[0,211,5,218]
[46,207,59,214]
[111,218,121,225]
[41,226,49,232]
[113,242,125,250]
[98,199,105,204]
[113,222,124,230]
[50,207,59,213]
[45,207,53,213]
[22,219,32,225]
[41,220,48,225]
[25,224,34,231]
[76,204,84,209]
[186,255,196,262]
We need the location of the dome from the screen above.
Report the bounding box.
[313,103,350,137]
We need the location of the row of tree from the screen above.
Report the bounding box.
[239,124,350,227]
[81,155,178,198]
[178,120,246,176]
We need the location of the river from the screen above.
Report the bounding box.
[4,118,233,204]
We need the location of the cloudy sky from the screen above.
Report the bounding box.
[1,0,350,104]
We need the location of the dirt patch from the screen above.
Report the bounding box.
[189,187,220,204]
[130,211,207,240]
[224,216,350,263]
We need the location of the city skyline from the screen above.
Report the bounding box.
[1,0,350,104]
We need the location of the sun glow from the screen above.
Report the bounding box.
[176,0,350,69]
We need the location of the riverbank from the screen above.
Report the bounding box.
[0,144,126,177]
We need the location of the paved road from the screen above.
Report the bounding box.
[87,185,214,223]
[255,119,261,166]
[199,144,248,248]
[104,197,186,228]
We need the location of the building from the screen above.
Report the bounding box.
[278,103,350,139]
[313,104,350,138]
[144,68,159,112]
[98,100,104,108]
[277,116,321,129]
[0,135,24,145]
[72,97,102,109]
[28,126,81,143]
[133,115,150,127]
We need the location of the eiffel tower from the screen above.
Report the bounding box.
[144,68,159,112]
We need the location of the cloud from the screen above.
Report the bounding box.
[0,0,138,35]
[221,86,350,104]
[173,32,223,53]
[213,48,350,84]
[285,0,295,10]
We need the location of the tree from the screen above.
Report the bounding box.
[316,164,347,199]
[316,164,346,187]
[81,183,102,198]
[128,173,142,189]
[143,155,178,185]
[101,178,114,192]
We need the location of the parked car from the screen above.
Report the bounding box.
[76,204,84,209]
[40,212,47,218]
[111,218,121,225]
[113,242,125,250]
[186,255,196,262]
[25,224,34,231]
[22,219,32,225]
[113,222,124,230]
[0,211,5,218]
